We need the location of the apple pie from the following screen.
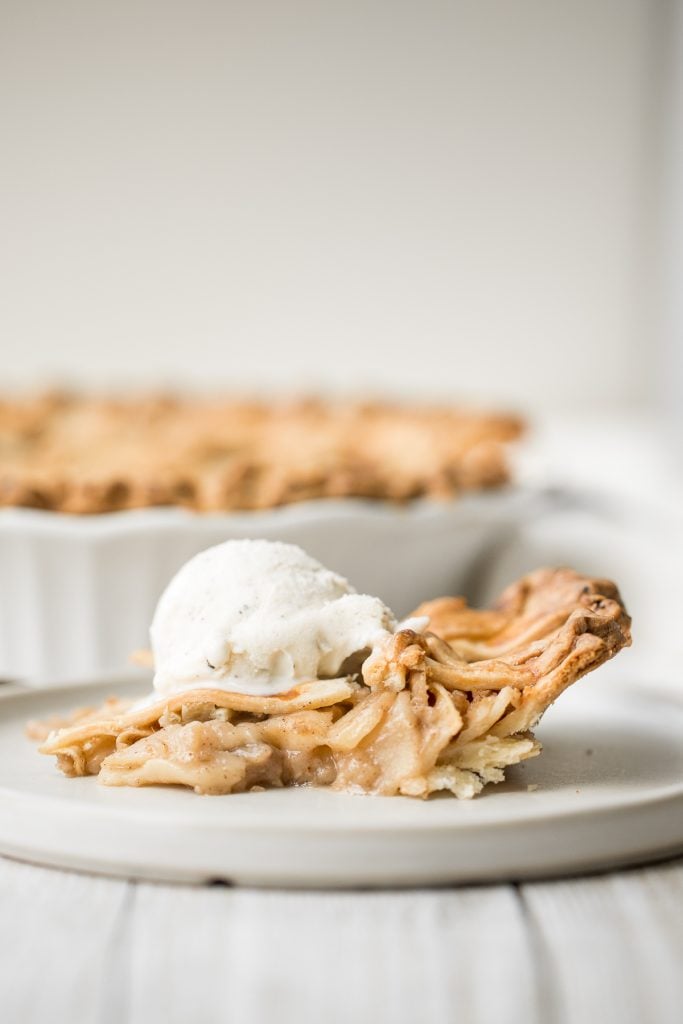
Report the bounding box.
[0,392,523,512]
[36,567,631,799]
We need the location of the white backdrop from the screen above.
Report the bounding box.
[0,0,663,411]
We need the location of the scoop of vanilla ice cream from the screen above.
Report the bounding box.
[150,540,397,697]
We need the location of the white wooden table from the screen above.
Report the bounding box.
[1,854,681,1024]
[1,416,681,1023]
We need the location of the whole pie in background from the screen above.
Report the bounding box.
[0,392,524,513]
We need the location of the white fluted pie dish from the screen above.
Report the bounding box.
[0,489,535,684]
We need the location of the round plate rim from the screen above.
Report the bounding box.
[1,679,681,886]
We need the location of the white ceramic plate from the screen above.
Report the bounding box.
[1,679,681,887]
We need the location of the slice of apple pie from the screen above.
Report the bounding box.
[37,544,631,799]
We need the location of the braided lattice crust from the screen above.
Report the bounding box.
[36,568,631,798]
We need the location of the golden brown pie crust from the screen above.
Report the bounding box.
[36,568,631,798]
[0,392,523,513]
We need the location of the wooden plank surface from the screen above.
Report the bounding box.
[1,855,680,1024]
